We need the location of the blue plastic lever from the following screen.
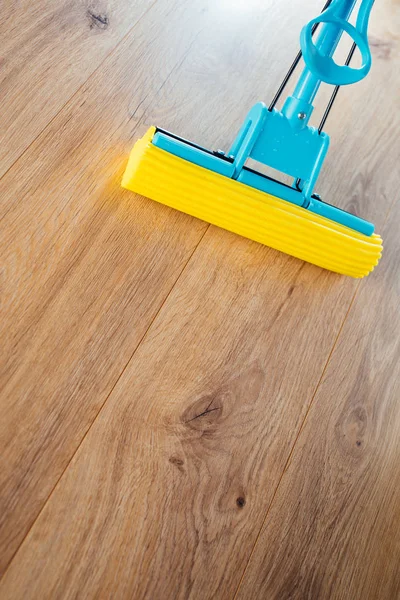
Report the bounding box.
[300,0,374,85]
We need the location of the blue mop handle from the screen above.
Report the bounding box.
[300,0,374,86]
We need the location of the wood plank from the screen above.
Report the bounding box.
[235,199,400,600]
[1,1,399,596]
[0,0,317,579]
[1,9,398,587]
[0,0,152,177]
[2,234,359,600]
[0,0,212,575]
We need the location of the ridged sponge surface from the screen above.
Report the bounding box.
[122,127,382,278]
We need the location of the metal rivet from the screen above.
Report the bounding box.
[298,112,307,120]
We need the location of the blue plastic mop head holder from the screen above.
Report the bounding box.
[153,0,375,235]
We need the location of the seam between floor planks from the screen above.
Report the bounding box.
[0,189,371,586]
[0,0,163,179]
[233,190,400,599]
[0,0,159,191]
[233,280,369,598]
[233,193,400,600]
[232,283,361,600]
[1,1,398,596]
[0,223,210,583]
[3,0,309,573]
[0,0,217,574]
[0,235,377,598]
[0,235,359,590]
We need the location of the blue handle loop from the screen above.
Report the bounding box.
[300,0,374,86]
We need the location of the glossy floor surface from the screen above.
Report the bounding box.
[0,0,399,598]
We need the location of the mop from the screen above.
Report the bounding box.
[122,0,382,277]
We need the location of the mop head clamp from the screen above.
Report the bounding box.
[122,0,382,277]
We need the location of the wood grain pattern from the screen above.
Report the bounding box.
[1,231,358,600]
[0,0,153,178]
[1,81,399,597]
[235,198,400,600]
[0,0,399,597]
[0,0,211,575]
[0,0,320,580]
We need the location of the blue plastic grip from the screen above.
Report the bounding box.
[300,0,374,85]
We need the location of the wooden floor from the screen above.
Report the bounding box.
[1,0,399,598]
